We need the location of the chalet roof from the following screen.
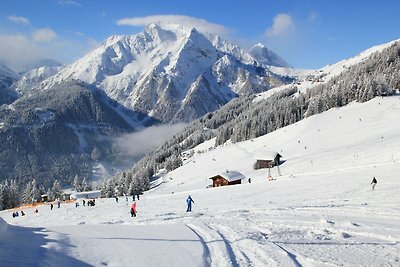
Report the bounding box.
[210,170,245,182]
[70,190,101,199]
[255,151,281,160]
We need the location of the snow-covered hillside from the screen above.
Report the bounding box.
[41,23,287,123]
[12,65,63,95]
[1,96,399,266]
[257,39,400,101]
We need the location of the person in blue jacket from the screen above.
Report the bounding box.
[186,195,194,212]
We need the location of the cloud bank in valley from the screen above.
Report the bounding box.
[114,123,187,158]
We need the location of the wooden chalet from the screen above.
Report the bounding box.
[253,151,282,170]
[41,194,48,202]
[209,170,245,187]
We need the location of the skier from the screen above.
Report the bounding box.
[50,203,53,210]
[115,196,119,203]
[186,195,194,212]
[371,177,378,190]
[57,200,60,208]
[21,211,25,216]
[83,199,86,206]
[130,201,137,217]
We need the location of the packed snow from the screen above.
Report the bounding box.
[1,96,400,266]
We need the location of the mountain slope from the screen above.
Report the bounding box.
[1,96,399,267]
[0,81,135,187]
[0,62,19,105]
[42,24,287,123]
[113,40,400,192]
[12,65,63,96]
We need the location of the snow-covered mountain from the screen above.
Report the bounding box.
[248,43,290,68]
[0,62,19,105]
[0,81,135,187]
[43,24,287,123]
[19,58,62,74]
[12,65,63,96]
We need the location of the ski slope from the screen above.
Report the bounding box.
[1,96,400,266]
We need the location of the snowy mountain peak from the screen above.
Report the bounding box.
[248,43,290,68]
[41,24,288,123]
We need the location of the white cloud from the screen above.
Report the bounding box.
[0,34,43,70]
[7,15,30,25]
[58,0,82,7]
[114,123,187,158]
[265,13,295,37]
[32,28,58,42]
[117,15,230,36]
[326,37,336,43]
[308,11,319,22]
[0,31,99,71]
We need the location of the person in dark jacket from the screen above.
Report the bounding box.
[186,195,194,212]
[371,177,377,190]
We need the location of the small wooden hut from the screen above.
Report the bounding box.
[209,170,245,187]
[253,151,282,170]
[41,194,48,202]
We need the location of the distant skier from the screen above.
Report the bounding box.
[130,201,137,217]
[371,177,377,190]
[21,211,25,216]
[115,196,119,203]
[186,195,194,212]
[57,200,60,208]
[82,199,86,206]
[50,203,53,210]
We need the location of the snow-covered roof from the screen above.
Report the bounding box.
[255,151,281,160]
[211,170,246,182]
[70,190,101,199]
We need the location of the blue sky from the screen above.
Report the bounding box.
[1,0,399,70]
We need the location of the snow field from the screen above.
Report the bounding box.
[1,96,400,266]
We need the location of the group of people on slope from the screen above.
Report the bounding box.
[12,210,25,218]
[128,194,195,218]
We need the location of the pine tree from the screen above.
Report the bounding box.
[52,180,62,200]
[73,175,83,192]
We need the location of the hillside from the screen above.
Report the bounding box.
[1,96,399,266]
[115,40,400,193]
[0,62,19,105]
[0,81,135,187]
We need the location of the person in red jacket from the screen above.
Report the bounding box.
[130,201,137,217]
